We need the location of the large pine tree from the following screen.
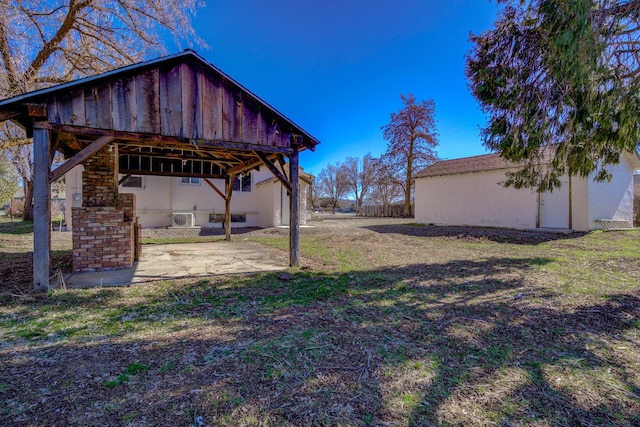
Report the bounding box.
[467,0,640,192]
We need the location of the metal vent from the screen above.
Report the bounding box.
[595,219,634,231]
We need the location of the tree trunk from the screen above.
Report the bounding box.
[22,177,34,221]
[405,140,414,217]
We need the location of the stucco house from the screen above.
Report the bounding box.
[414,150,640,231]
[65,165,312,229]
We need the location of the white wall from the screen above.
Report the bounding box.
[586,152,638,228]
[66,165,309,229]
[414,168,539,229]
[122,170,270,228]
[256,178,309,228]
[571,176,589,231]
[415,152,640,231]
[64,165,83,229]
[257,180,277,228]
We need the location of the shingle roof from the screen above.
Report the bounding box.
[415,146,640,179]
[413,150,556,179]
[413,153,515,178]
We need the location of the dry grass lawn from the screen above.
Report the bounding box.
[1,215,640,426]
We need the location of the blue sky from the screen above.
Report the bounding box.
[185,1,501,175]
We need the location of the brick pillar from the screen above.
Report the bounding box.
[82,144,119,206]
[71,143,137,272]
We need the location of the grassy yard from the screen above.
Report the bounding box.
[1,217,639,426]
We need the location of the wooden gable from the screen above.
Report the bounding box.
[43,57,304,149]
[0,51,319,179]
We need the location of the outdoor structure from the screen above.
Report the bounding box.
[64,165,313,229]
[414,150,640,231]
[0,50,320,290]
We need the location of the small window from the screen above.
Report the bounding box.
[180,177,201,185]
[209,213,224,223]
[209,213,246,223]
[231,213,246,223]
[121,176,143,188]
[232,174,252,192]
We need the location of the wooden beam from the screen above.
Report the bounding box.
[227,153,278,175]
[49,136,114,183]
[204,178,226,200]
[119,169,225,180]
[118,174,132,185]
[27,104,47,118]
[255,151,292,193]
[224,174,236,241]
[568,174,573,230]
[289,143,300,267]
[33,128,51,291]
[276,154,288,180]
[34,122,295,154]
[0,110,22,122]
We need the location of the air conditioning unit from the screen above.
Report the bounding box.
[172,212,195,227]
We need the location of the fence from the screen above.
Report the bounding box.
[359,203,414,218]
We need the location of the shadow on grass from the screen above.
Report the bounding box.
[0,250,72,293]
[364,223,588,245]
[0,220,33,235]
[2,256,640,426]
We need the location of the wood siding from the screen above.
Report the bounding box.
[45,59,295,149]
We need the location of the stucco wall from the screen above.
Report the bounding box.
[570,176,590,231]
[414,152,639,231]
[587,152,638,227]
[257,180,277,228]
[121,170,268,228]
[256,179,309,228]
[414,168,538,229]
[66,165,309,229]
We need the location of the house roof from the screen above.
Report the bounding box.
[415,147,640,179]
[256,169,313,186]
[413,152,528,178]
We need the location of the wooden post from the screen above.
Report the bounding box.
[33,128,51,291]
[289,143,300,267]
[224,174,235,241]
[568,174,573,230]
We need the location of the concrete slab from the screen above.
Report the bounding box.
[64,240,286,288]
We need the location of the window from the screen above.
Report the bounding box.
[233,174,251,192]
[180,177,200,185]
[121,176,143,188]
[231,213,247,223]
[209,213,246,223]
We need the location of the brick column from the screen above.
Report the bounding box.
[71,143,137,272]
[82,144,119,206]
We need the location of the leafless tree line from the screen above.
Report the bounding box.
[313,94,439,217]
[312,154,405,215]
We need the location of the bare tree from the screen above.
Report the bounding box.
[341,154,375,215]
[368,156,403,212]
[309,176,323,211]
[316,162,348,214]
[382,94,439,217]
[0,157,18,207]
[0,0,204,220]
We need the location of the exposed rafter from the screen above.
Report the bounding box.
[49,136,115,183]
[255,151,291,193]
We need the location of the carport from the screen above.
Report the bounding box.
[0,50,319,290]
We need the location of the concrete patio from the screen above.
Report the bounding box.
[64,240,286,288]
